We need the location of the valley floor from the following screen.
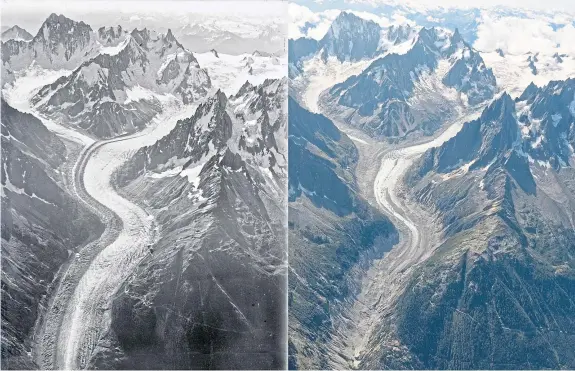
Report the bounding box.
[295,78,485,368]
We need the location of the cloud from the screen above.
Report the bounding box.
[474,12,575,55]
[289,3,341,39]
[346,10,391,26]
[288,4,403,40]
[288,3,320,38]
[3,1,286,37]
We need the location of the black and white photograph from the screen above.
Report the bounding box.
[1,1,287,369]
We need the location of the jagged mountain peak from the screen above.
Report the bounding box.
[414,26,452,52]
[212,88,229,107]
[129,26,185,53]
[130,27,152,46]
[326,21,496,138]
[476,92,519,165]
[165,28,176,42]
[97,25,127,45]
[37,13,92,39]
[409,91,518,180]
[330,11,374,28]
[44,13,72,25]
[516,78,575,167]
[319,11,382,62]
[451,27,464,45]
[386,23,414,44]
[482,92,515,122]
[518,81,539,101]
[30,19,211,138]
[122,34,146,53]
[98,25,123,34]
[235,80,256,98]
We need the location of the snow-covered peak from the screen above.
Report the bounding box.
[515,78,575,168]
[1,25,33,42]
[385,24,416,45]
[1,13,100,75]
[228,78,287,172]
[327,11,376,40]
[35,13,93,44]
[319,11,382,62]
[324,25,496,138]
[28,22,212,139]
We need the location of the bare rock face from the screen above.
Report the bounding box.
[2,14,99,77]
[288,12,417,78]
[325,27,496,139]
[29,24,211,139]
[385,79,575,369]
[87,79,288,369]
[287,98,397,369]
[97,25,128,46]
[1,26,33,42]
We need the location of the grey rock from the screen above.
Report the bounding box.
[287,98,397,369]
[389,78,575,369]
[31,27,211,138]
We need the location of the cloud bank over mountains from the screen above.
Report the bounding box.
[289,1,575,56]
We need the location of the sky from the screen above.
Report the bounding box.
[1,0,286,34]
[296,0,575,13]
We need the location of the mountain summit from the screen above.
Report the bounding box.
[1,25,33,42]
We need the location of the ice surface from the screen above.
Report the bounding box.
[60,99,199,369]
[2,65,95,146]
[195,52,286,96]
[482,51,575,97]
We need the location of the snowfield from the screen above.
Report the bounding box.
[294,55,376,113]
[3,48,285,366]
[482,51,575,97]
[196,51,286,95]
[2,65,94,145]
[292,44,487,367]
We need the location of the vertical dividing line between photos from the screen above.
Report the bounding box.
[281,0,289,367]
[284,16,289,371]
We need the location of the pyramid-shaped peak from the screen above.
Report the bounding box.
[165,28,176,41]
[451,28,463,43]
[481,92,515,122]
[331,11,376,27]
